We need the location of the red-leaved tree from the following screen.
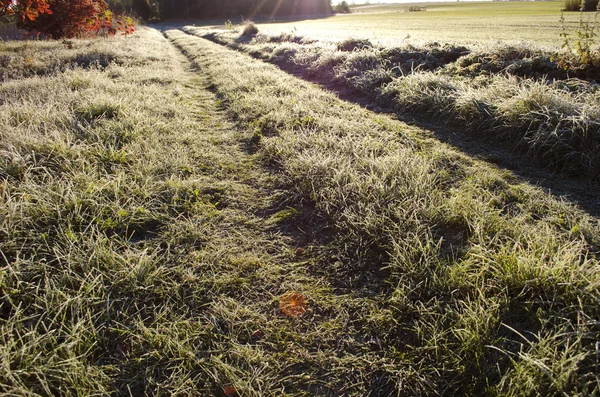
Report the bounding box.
[0,0,14,15]
[17,0,109,38]
[2,0,134,38]
[1,0,53,21]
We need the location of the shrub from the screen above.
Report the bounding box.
[407,5,426,12]
[242,21,258,37]
[558,11,600,68]
[334,1,351,14]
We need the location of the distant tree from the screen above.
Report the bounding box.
[562,0,599,11]
[131,0,152,18]
[155,0,331,20]
[581,0,599,11]
[335,0,351,13]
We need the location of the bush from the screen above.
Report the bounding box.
[242,21,258,37]
[334,1,351,14]
[407,5,426,12]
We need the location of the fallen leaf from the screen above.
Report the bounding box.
[224,385,236,395]
[280,291,307,317]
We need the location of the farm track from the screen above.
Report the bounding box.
[164,29,600,396]
[0,28,383,395]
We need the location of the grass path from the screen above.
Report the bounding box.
[164,28,600,396]
[0,28,349,395]
[1,27,430,396]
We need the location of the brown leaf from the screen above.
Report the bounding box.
[279,291,307,317]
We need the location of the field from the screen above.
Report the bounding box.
[218,1,585,46]
[1,2,600,396]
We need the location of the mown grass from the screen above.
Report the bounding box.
[186,27,600,178]
[166,30,600,395]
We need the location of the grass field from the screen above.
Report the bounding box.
[1,2,600,396]
[233,1,586,46]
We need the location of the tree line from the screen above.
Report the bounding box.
[108,0,333,20]
[0,0,331,39]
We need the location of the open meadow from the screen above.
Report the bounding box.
[1,1,600,395]
[214,1,586,46]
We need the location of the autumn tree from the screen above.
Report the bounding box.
[1,0,53,21]
[0,0,13,15]
[17,0,110,38]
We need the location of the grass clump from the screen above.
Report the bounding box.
[336,37,373,51]
[380,73,600,175]
[242,21,258,37]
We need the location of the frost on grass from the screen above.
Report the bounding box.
[192,26,600,178]
[167,29,600,396]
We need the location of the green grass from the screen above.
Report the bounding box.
[1,20,600,396]
[0,27,322,395]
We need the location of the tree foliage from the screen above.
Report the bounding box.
[2,0,329,39]
[0,0,53,21]
[17,0,110,38]
[0,0,135,38]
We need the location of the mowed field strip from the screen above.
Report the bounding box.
[0,11,599,396]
